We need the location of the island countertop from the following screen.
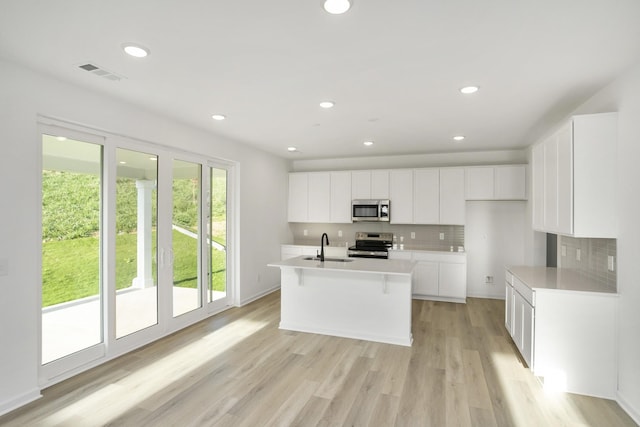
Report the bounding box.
[268,256,416,276]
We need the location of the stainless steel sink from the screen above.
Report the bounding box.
[302,256,353,263]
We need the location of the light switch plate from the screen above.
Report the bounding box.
[411,232,415,239]
[303,229,308,236]
[608,255,615,272]
[576,249,581,261]
[338,230,343,237]
[439,233,445,240]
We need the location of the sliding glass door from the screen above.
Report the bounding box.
[41,132,104,365]
[41,123,234,382]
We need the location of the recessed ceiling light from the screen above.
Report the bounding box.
[323,0,351,14]
[288,146,298,152]
[453,135,465,141]
[460,86,479,94]
[149,157,157,161]
[119,161,127,164]
[122,43,150,58]
[363,141,374,146]
[211,114,226,121]
[55,136,67,141]
[319,101,335,109]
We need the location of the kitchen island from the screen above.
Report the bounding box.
[268,256,416,346]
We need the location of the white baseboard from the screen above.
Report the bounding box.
[0,388,41,417]
[617,390,640,425]
[240,284,280,306]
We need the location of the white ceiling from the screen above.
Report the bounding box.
[2,0,640,160]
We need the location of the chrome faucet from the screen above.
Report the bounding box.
[320,233,330,262]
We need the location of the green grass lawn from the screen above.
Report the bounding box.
[42,230,226,307]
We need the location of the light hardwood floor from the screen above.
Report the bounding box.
[1,292,636,426]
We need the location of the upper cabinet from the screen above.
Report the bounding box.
[440,168,466,225]
[351,170,390,199]
[532,112,617,237]
[390,167,465,225]
[465,165,527,200]
[288,172,352,223]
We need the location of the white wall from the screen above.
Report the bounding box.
[465,201,527,299]
[0,58,291,415]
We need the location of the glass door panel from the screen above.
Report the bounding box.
[209,167,227,303]
[115,148,158,338]
[172,160,202,317]
[41,134,103,364]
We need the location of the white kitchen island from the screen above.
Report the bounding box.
[268,256,416,346]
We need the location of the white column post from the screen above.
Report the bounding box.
[132,180,156,288]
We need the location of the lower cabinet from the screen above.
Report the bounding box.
[390,250,467,302]
[504,267,618,398]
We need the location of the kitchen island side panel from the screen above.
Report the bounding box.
[278,268,412,346]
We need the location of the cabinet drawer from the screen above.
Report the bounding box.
[505,269,513,285]
[513,276,534,306]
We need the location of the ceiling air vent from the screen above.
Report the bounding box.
[77,62,125,81]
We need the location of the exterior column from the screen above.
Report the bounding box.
[132,180,156,288]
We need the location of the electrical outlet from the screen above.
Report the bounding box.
[439,232,445,240]
[561,245,566,257]
[608,255,615,272]
[338,230,343,237]
[303,229,308,236]
[411,232,415,239]
[576,249,581,261]
[485,275,494,284]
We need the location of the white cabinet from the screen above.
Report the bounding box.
[465,167,494,200]
[439,262,467,300]
[397,251,467,302]
[465,165,526,200]
[439,168,465,225]
[351,170,389,199]
[531,144,545,230]
[532,112,617,237]
[390,169,414,224]
[288,173,308,222]
[307,172,331,223]
[288,172,352,223]
[413,168,439,224]
[505,267,618,398]
[330,171,352,223]
[413,261,438,295]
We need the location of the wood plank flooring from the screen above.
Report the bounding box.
[1,292,636,426]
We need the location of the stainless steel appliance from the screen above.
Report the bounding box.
[348,232,393,259]
[352,199,390,222]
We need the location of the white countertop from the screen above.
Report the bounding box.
[507,266,617,294]
[269,256,416,276]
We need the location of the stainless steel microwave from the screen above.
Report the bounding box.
[352,199,390,222]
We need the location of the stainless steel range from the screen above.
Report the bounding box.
[348,232,393,259]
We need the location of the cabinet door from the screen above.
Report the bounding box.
[307,173,331,223]
[440,168,465,225]
[351,171,371,199]
[330,171,352,223]
[521,297,534,368]
[543,136,559,232]
[465,167,495,200]
[413,168,439,224]
[532,144,545,230]
[413,261,438,295]
[556,123,573,235]
[288,173,308,222]
[495,165,527,200]
[439,262,466,299]
[390,169,413,224]
[505,283,514,334]
[371,170,390,199]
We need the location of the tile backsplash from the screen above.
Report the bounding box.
[558,236,617,289]
[289,223,464,251]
